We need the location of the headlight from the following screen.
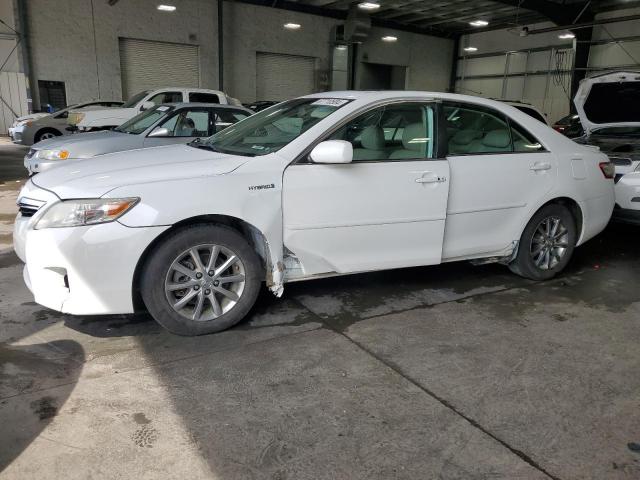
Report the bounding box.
[35,198,140,229]
[15,119,33,127]
[35,149,70,161]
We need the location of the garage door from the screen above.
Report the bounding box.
[119,38,199,99]
[256,52,315,101]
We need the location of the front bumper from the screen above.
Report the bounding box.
[24,155,65,175]
[11,125,24,144]
[15,209,168,315]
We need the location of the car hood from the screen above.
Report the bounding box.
[31,144,251,198]
[574,71,640,133]
[15,112,50,123]
[33,130,139,157]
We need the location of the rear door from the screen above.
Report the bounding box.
[442,101,556,259]
[282,101,450,276]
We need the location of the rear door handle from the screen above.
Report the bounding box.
[530,162,551,171]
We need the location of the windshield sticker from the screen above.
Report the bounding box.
[311,99,349,107]
[157,106,170,111]
[251,145,266,150]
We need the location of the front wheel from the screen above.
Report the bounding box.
[35,129,61,142]
[509,204,577,280]
[140,224,262,335]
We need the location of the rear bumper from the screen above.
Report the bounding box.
[612,205,640,225]
[577,191,615,246]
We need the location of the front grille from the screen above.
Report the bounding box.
[608,156,632,167]
[17,197,46,218]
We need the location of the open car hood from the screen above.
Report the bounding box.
[574,71,640,134]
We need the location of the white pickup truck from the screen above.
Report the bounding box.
[68,87,241,131]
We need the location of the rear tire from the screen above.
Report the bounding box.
[140,224,262,336]
[509,203,577,280]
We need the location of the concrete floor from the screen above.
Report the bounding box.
[1,143,639,479]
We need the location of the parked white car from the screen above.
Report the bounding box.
[68,88,242,131]
[573,71,640,224]
[14,91,614,335]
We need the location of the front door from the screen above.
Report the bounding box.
[282,102,450,276]
[143,108,212,147]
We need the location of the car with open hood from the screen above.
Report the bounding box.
[573,71,640,224]
[9,101,123,145]
[67,88,242,132]
[14,91,614,336]
[24,103,252,175]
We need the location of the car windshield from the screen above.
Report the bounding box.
[114,106,171,134]
[592,126,640,136]
[121,90,150,108]
[201,98,350,156]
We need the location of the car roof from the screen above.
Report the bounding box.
[154,87,227,94]
[303,90,541,112]
[161,102,253,113]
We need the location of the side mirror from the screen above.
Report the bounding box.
[309,140,353,164]
[140,101,155,111]
[148,127,170,137]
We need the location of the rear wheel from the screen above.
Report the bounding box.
[509,203,577,280]
[140,224,262,335]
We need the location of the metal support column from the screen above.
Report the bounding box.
[218,0,224,91]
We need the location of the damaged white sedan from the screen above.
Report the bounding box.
[14,91,615,335]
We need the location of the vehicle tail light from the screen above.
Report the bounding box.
[599,161,615,179]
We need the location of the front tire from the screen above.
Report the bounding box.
[35,129,61,143]
[140,224,262,336]
[509,204,577,280]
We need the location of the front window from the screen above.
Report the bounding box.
[328,103,434,161]
[114,106,171,134]
[122,90,151,108]
[202,98,350,156]
[158,109,210,137]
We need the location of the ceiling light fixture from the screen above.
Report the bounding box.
[284,22,301,30]
[558,32,575,39]
[469,20,489,27]
[358,2,381,10]
[157,4,176,11]
[463,46,478,52]
[381,35,398,42]
[336,45,348,51]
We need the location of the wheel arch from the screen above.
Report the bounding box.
[34,127,62,141]
[520,196,584,242]
[131,214,272,312]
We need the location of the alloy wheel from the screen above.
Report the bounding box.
[164,244,246,322]
[529,216,570,270]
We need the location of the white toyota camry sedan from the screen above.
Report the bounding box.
[14,91,615,335]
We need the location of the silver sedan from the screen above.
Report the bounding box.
[24,103,252,174]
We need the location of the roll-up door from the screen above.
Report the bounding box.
[119,38,199,99]
[256,52,315,101]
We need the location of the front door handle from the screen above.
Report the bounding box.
[530,162,551,172]
[413,171,447,184]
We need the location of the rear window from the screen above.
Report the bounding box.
[584,82,640,123]
[189,92,220,103]
[514,106,546,124]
